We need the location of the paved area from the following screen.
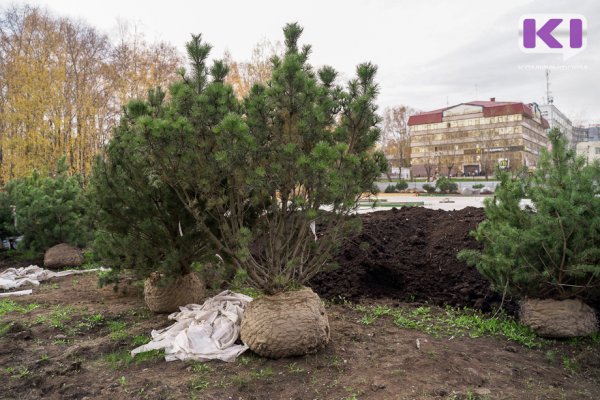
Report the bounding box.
[357,194,534,213]
[357,194,489,212]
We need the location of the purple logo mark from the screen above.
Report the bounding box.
[519,14,587,60]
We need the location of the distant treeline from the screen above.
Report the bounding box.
[0,5,182,182]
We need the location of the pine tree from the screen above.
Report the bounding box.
[4,157,89,253]
[88,35,237,285]
[144,23,386,293]
[459,129,600,302]
[92,25,385,292]
[0,188,17,239]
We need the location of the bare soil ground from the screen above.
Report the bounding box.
[1,207,599,399]
[1,271,599,400]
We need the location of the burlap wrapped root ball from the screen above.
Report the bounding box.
[44,243,84,269]
[144,272,206,313]
[240,287,330,358]
[520,298,598,338]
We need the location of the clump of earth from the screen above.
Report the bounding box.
[311,206,517,313]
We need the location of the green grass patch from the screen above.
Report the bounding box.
[48,306,74,329]
[250,367,274,379]
[237,354,254,366]
[191,362,213,374]
[0,322,14,336]
[133,349,164,363]
[0,300,39,317]
[131,334,151,347]
[3,366,31,379]
[105,349,164,369]
[359,314,375,325]
[562,356,580,374]
[107,320,129,341]
[188,377,210,391]
[231,286,261,299]
[127,308,154,320]
[76,313,105,330]
[34,305,75,329]
[352,303,542,348]
[286,362,305,373]
[392,306,542,348]
[104,351,133,369]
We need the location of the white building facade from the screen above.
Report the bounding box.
[576,141,600,164]
[539,104,574,148]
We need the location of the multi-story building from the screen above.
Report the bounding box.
[574,125,600,144]
[576,141,600,164]
[539,103,574,148]
[408,99,550,177]
[573,125,588,144]
[586,125,600,141]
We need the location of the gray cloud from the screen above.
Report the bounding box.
[384,0,600,123]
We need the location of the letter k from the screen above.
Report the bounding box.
[523,19,563,48]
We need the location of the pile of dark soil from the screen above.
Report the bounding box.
[311,207,515,312]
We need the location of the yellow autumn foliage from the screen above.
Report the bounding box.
[0,6,182,183]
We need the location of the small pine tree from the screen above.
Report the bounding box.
[435,176,457,193]
[4,158,90,253]
[88,62,236,284]
[396,179,408,191]
[0,189,18,239]
[384,184,397,193]
[423,183,436,193]
[459,129,600,302]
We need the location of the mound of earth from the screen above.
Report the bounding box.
[311,206,515,313]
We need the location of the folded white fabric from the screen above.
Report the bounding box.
[131,290,253,362]
[0,265,106,293]
[0,289,33,297]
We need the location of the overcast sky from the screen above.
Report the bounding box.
[10,0,600,124]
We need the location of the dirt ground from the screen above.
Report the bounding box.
[311,207,516,313]
[1,271,599,400]
[1,207,599,399]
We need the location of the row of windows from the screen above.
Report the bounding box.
[411,137,549,156]
[412,130,548,151]
[412,126,523,143]
[411,154,527,168]
[410,114,523,131]
[411,139,522,155]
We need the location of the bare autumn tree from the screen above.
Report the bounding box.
[61,18,112,178]
[423,157,436,182]
[441,144,459,177]
[381,105,414,178]
[224,38,283,98]
[109,20,182,105]
[478,128,498,180]
[422,134,437,182]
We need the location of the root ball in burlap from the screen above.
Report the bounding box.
[44,243,84,269]
[520,298,598,338]
[144,272,205,313]
[240,287,330,358]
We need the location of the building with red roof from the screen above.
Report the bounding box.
[408,98,550,178]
